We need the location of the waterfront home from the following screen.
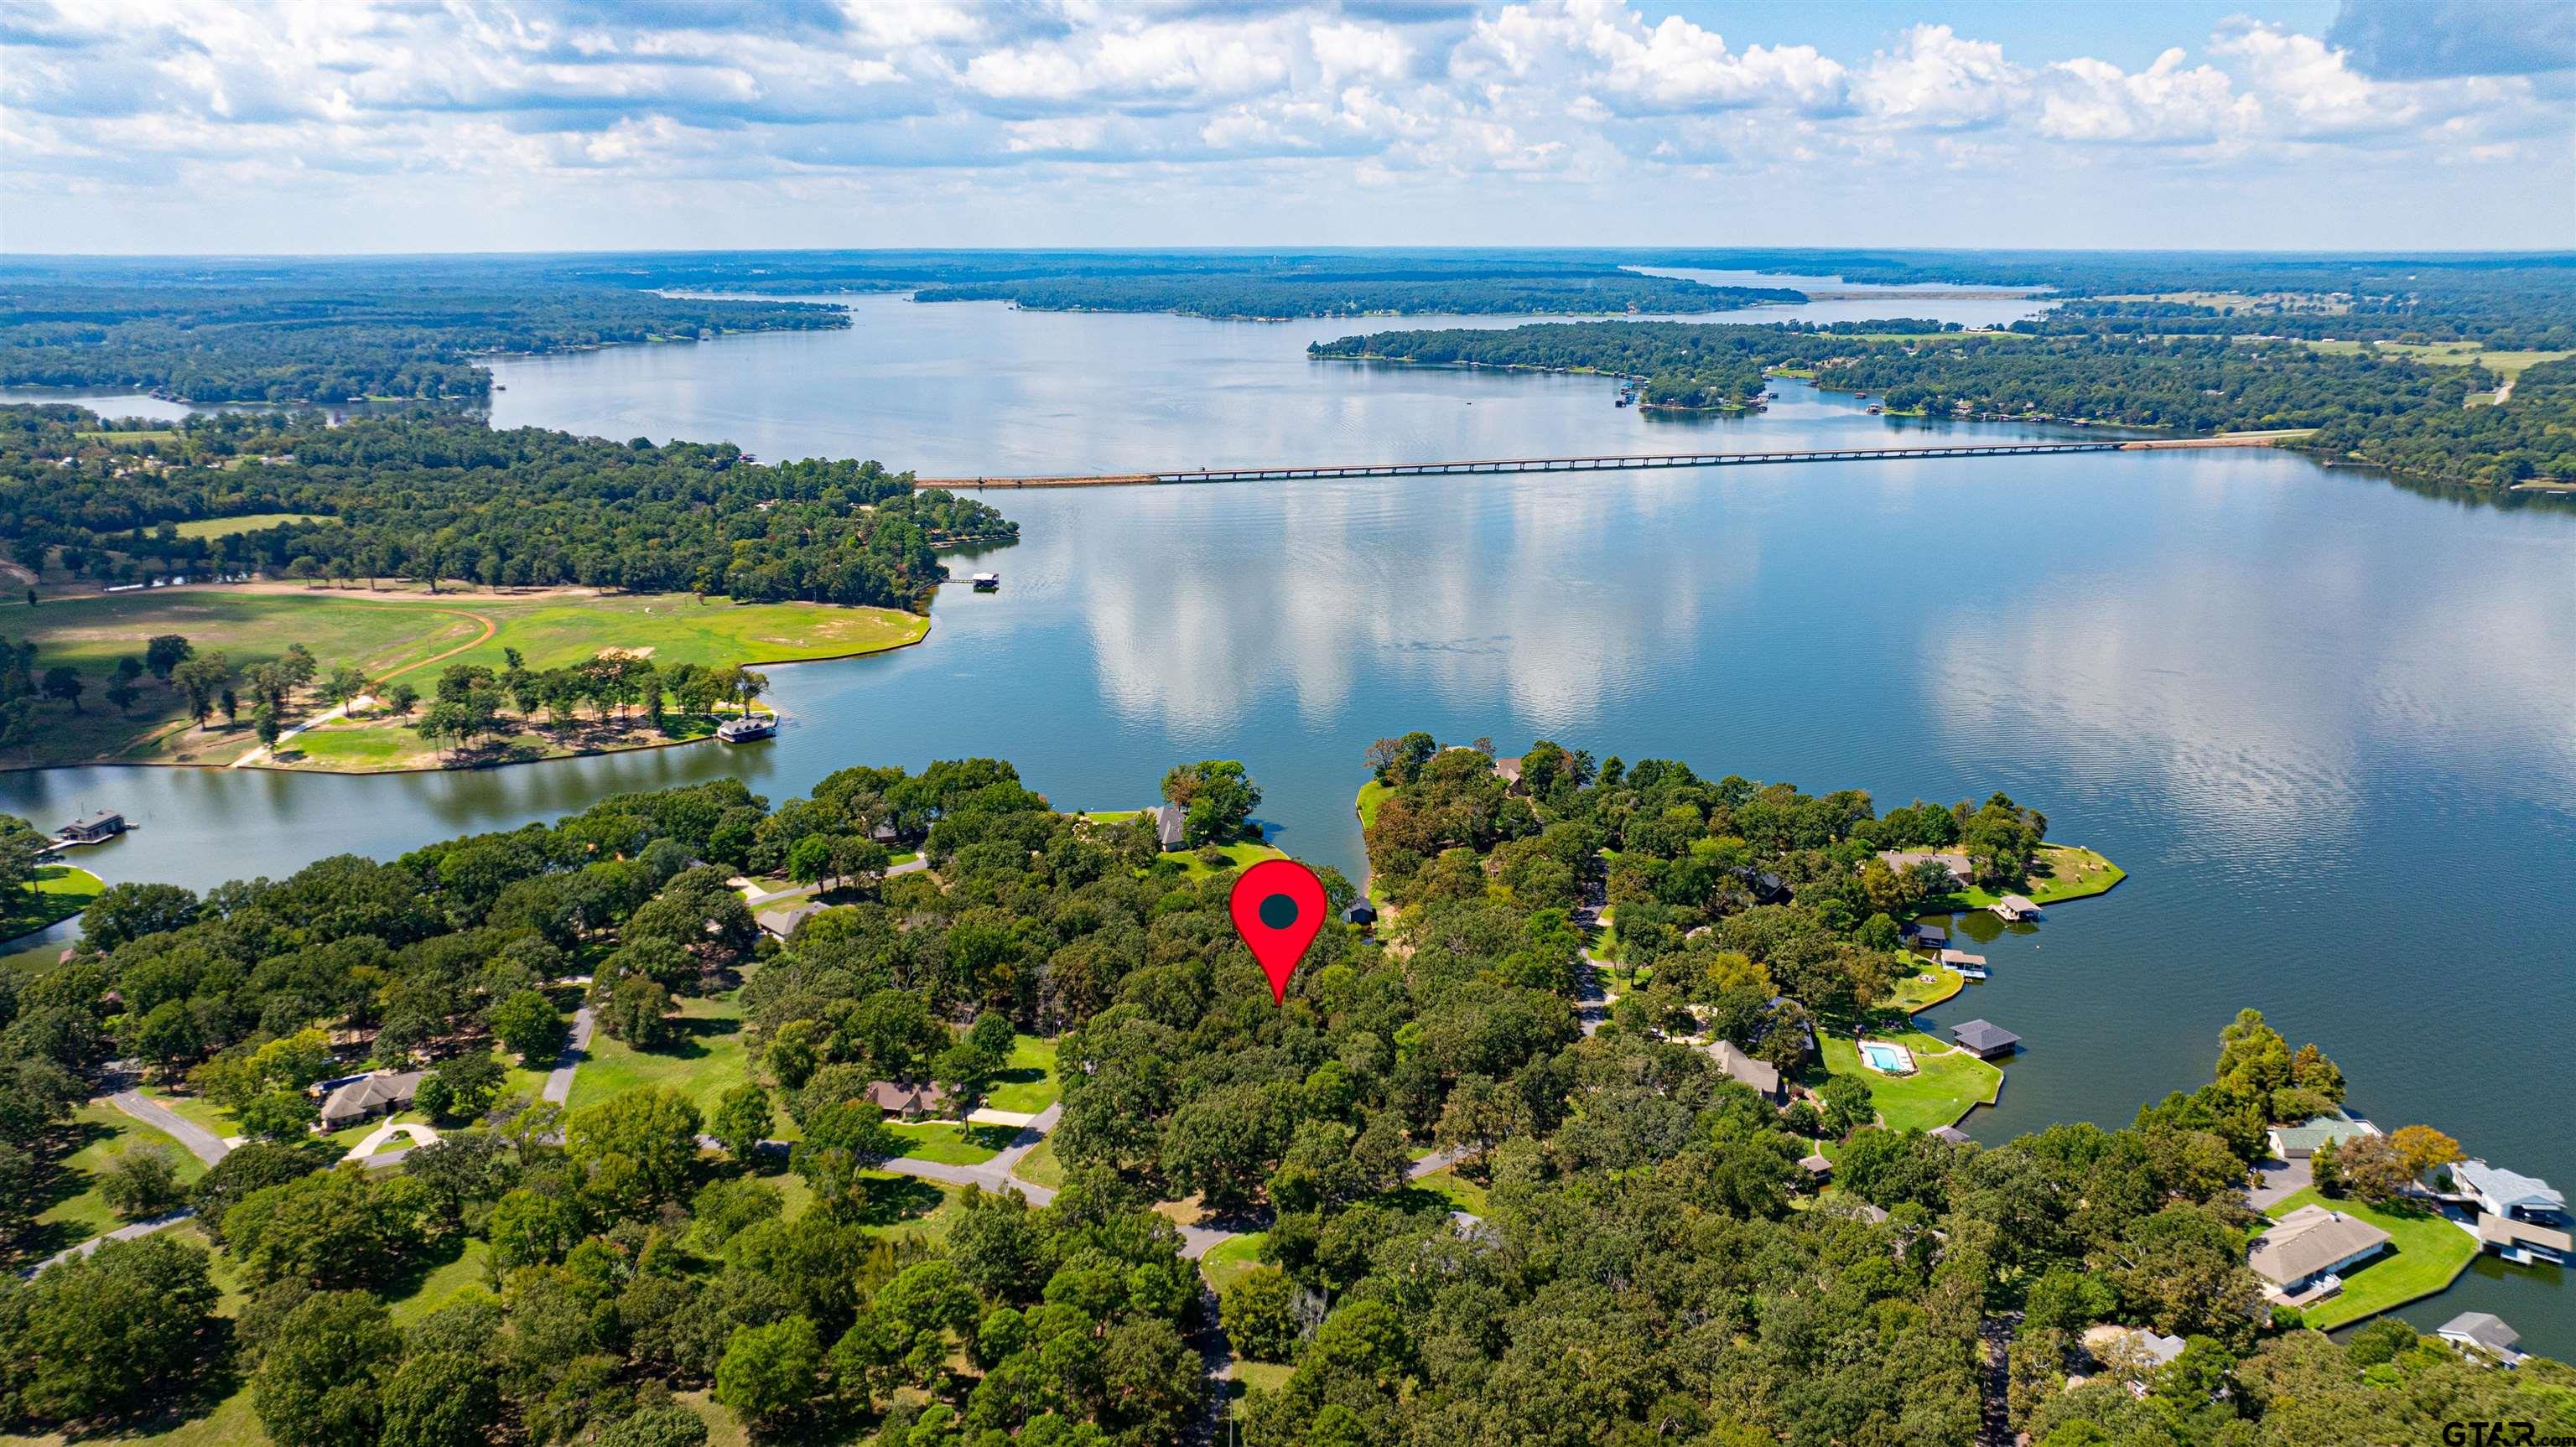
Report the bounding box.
[756,901,824,940]
[1877,849,1972,887]
[1991,895,2040,921]
[715,714,776,744]
[1493,755,1524,787]
[2438,1312,2527,1367]
[866,1080,953,1122]
[1153,803,1188,851]
[2267,1107,2379,1160]
[2249,1203,2393,1306]
[57,810,126,844]
[1707,1040,1787,1105]
[2453,1159,2570,1266]
[318,1069,426,1130]
[1800,1153,1833,1180]
[1938,948,1989,979]
[1950,1019,2019,1059]
[1930,1125,1972,1146]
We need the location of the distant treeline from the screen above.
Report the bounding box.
[1313,320,2576,485]
[0,407,1015,605]
[913,272,1803,319]
[0,270,847,403]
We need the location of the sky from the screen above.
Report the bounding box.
[3,0,2571,255]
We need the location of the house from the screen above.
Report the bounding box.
[2248,1203,2393,1304]
[1950,1019,2019,1059]
[2082,1324,2189,1384]
[756,901,824,939]
[1991,895,2040,921]
[715,715,776,744]
[870,822,901,845]
[1153,803,1189,852]
[866,1080,953,1121]
[1749,869,1789,904]
[318,1070,426,1130]
[1343,903,1378,928]
[1800,1153,1833,1180]
[2438,1312,2527,1367]
[1841,1200,1891,1225]
[1929,1125,1972,1146]
[1707,1040,1786,1105]
[58,811,126,844]
[1938,948,1988,978]
[1877,849,1971,887]
[2267,1108,2379,1160]
[1765,996,1817,1060]
[1493,755,1523,786]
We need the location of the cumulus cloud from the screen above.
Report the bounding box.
[0,0,2564,245]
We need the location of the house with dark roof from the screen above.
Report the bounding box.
[58,811,126,844]
[2249,1203,2392,1305]
[1903,921,1949,947]
[1950,1019,2019,1059]
[866,1080,953,1121]
[2438,1312,2527,1367]
[319,1070,426,1129]
[1706,1040,1785,1105]
[1153,803,1189,852]
[1343,903,1378,928]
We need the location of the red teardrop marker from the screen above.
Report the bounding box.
[1229,858,1327,1005]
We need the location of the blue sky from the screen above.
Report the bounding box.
[3,0,2568,254]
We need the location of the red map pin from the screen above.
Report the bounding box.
[1229,858,1327,1005]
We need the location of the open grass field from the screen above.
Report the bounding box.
[1198,1231,1269,1294]
[1817,1030,2003,1133]
[170,513,325,539]
[1883,964,1966,1015]
[2264,1187,2481,1330]
[26,1102,209,1259]
[0,587,925,770]
[1,865,102,940]
[986,1035,1060,1114]
[1011,1136,1065,1190]
[2295,338,2570,377]
[566,989,752,1120]
[1929,843,2124,912]
[886,1121,1016,1166]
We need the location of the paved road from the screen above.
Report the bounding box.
[27,1209,196,1276]
[109,1089,232,1166]
[541,1007,595,1106]
[1407,1144,1472,1181]
[741,857,929,910]
[1575,948,1617,1037]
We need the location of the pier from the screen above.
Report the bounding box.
[922,432,2309,489]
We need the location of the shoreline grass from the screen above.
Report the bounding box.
[1815,1030,2003,1133]
[2263,1187,2482,1330]
[2,865,103,941]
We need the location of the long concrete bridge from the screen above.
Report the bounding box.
[922,431,2309,489]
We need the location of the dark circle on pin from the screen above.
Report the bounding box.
[1258,894,1299,931]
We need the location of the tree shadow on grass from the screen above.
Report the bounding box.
[55,1319,242,1444]
[854,1175,947,1227]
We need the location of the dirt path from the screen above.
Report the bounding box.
[378,608,497,679]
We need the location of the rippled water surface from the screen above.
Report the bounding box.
[9,291,2573,1349]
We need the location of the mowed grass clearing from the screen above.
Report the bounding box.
[0,587,926,769]
[29,1102,209,1255]
[171,513,325,538]
[2264,1187,2481,1330]
[2,865,103,940]
[986,1035,1060,1114]
[566,989,752,1120]
[1818,1030,2003,1133]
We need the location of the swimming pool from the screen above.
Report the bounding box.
[1859,1041,1917,1075]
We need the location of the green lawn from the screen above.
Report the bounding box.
[171,513,325,539]
[1415,1164,1489,1216]
[387,1237,492,1324]
[1882,965,1965,1015]
[141,1087,240,1142]
[0,588,927,769]
[1925,843,2125,912]
[1198,1231,1270,1294]
[860,1173,968,1243]
[29,1102,209,1254]
[1147,836,1291,881]
[1010,1136,1065,1190]
[2264,1187,2481,1330]
[1355,779,1390,830]
[1,865,102,939]
[985,1035,1060,1114]
[566,990,751,1120]
[886,1121,1015,1166]
[1816,1031,2003,1133]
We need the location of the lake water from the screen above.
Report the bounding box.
[8,291,2573,1351]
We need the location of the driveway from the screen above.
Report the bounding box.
[540,1007,595,1107]
[2249,1155,2310,1211]
[108,1090,231,1166]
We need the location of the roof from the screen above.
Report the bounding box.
[866,1080,952,1114]
[70,810,123,827]
[2456,1160,2563,1212]
[1493,755,1523,783]
[1939,949,1988,967]
[1343,904,1377,924]
[1951,1019,2018,1052]
[1904,921,1949,943]
[2249,1204,2392,1286]
[2272,1114,2378,1154]
[1995,895,2039,915]
[1800,1153,1832,1174]
[2440,1313,2521,1352]
[1929,1125,1972,1145]
[756,901,823,937]
[1153,802,1187,848]
[1706,1040,1782,1097]
[2477,1214,2573,1253]
[320,1070,424,1121]
[1877,849,1971,878]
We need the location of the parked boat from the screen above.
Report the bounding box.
[972,572,1000,591]
[715,715,776,744]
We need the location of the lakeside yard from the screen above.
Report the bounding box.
[0,587,926,771]
[2,865,103,941]
[2264,1187,2481,1330]
[1816,1030,2003,1133]
[1925,843,2125,913]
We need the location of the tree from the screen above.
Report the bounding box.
[1817,1074,1877,1138]
[377,1350,501,1447]
[145,633,193,680]
[564,1086,704,1214]
[0,812,45,899]
[172,652,231,726]
[222,1165,425,1289]
[421,1050,504,1122]
[39,666,82,711]
[1161,758,1261,846]
[98,1144,186,1219]
[1221,1266,1304,1362]
[383,679,419,714]
[80,880,200,948]
[236,1087,320,1140]
[713,1315,825,1425]
[103,677,138,713]
[2387,1123,2462,1178]
[2327,1132,2415,1205]
[3,1232,218,1424]
[596,976,678,1050]
[711,1082,774,1160]
[1163,1081,1287,1211]
[322,665,371,708]
[252,1290,401,1447]
[489,988,568,1068]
